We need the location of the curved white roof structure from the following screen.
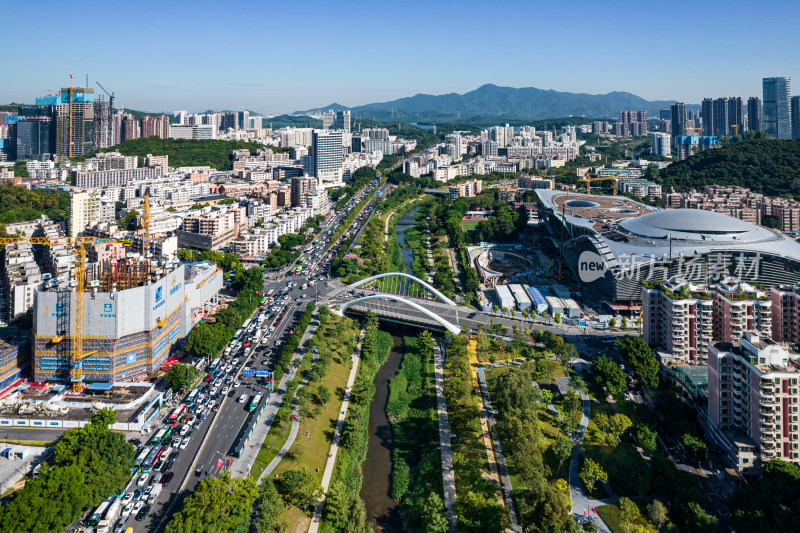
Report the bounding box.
[619,209,776,242]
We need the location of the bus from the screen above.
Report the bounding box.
[265,289,275,299]
[141,445,164,473]
[259,296,268,308]
[185,389,199,407]
[150,427,168,446]
[88,499,112,526]
[298,257,305,265]
[167,403,187,426]
[134,446,151,471]
[249,392,263,412]
[207,357,222,374]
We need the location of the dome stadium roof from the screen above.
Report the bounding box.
[619,209,772,241]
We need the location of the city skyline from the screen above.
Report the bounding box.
[2,0,799,114]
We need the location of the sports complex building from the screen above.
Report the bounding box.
[536,191,800,302]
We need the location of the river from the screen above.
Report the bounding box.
[359,331,404,532]
[395,205,422,273]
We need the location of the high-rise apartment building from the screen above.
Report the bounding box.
[792,96,800,139]
[15,117,52,159]
[237,110,249,130]
[54,86,95,159]
[707,332,800,470]
[770,285,800,345]
[141,115,169,139]
[713,98,729,136]
[311,130,344,188]
[702,98,715,136]
[322,111,334,130]
[333,110,350,132]
[173,110,188,125]
[649,132,671,156]
[748,97,762,132]
[763,77,792,140]
[670,102,686,138]
[642,279,714,363]
[122,115,140,141]
[713,280,772,343]
[94,99,112,148]
[728,97,744,136]
[290,176,317,207]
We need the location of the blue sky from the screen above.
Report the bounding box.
[3,0,799,114]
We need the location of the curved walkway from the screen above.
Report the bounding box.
[434,342,457,531]
[307,329,365,533]
[475,366,522,532]
[257,346,320,481]
[566,378,616,533]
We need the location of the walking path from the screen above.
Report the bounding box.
[564,376,615,533]
[475,366,522,533]
[258,347,320,481]
[307,329,365,533]
[434,342,457,532]
[229,310,319,478]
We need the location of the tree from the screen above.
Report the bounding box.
[608,413,633,444]
[609,318,616,328]
[551,433,573,474]
[256,479,284,533]
[594,412,609,436]
[636,425,658,455]
[617,336,659,389]
[647,500,668,531]
[166,473,258,533]
[728,459,800,533]
[316,385,331,405]
[558,343,579,370]
[165,363,198,391]
[591,356,627,399]
[554,312,562,324]
[419,492,449,533]
[619,497,640,533]
[89,407,117,429]
[579,458,608,495]
[278,468,322,509]
[681,434,708,465]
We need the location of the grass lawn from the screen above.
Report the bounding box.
[461,218,481,237]
[597,503,658,533]
[0,439,53,447]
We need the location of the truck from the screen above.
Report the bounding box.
[148,483,163,504]
[96,520,112,533]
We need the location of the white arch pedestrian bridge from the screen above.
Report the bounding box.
[333,273,461,334]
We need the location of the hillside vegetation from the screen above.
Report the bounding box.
[0,184,67,225]
[657,139,800,198]
[77,138,283,170]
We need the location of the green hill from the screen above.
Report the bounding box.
[77,138,290,171]
[657,139,800,198]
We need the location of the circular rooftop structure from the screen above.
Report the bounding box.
[619,209,772,241]
[566,199,599,208]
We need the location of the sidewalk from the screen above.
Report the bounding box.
[258,348,320,481]
[434,342,457,532]
[476,366,522,533]
[307,329,365,533]
[229,310,319,478]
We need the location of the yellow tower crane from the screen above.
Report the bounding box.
[0,236,129,392]
[577,172,623,195]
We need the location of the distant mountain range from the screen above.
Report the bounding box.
[297,84,695,123]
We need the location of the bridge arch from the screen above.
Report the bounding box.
[335,294,461,334]
[346,272,456,306]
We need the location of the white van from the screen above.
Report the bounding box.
[238,394,248,403]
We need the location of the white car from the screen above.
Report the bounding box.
[122,502,134,517]
[122,492,134,505]
[269,326,276,332]
[226,365,233,373]
[207,400,216,410]
[234,381,241,388]
[238,394,248,403]
[221,386,229,395]
[132,500,145,515]
[137,473,149,486]
[179,424,189,436]
[179,437,189,450]
[171,437,181,449]
[187,415,196,425]
[210,386,219,396]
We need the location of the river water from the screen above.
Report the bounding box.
[359,332,404,532]
[395,206,421,273]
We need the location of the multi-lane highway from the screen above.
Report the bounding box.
[132,179,384,532]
